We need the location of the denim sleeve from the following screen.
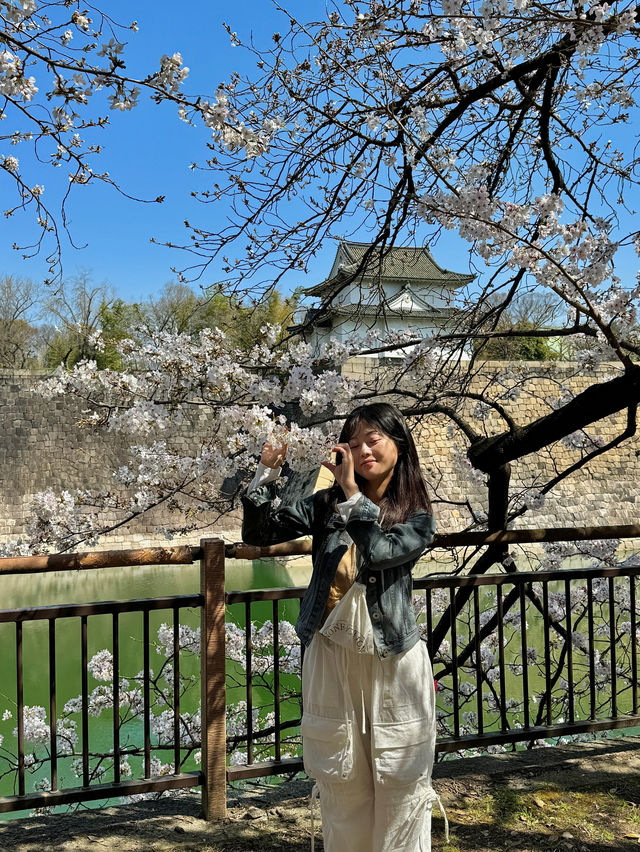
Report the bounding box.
[241,481,316,546]
[345,495,436,571]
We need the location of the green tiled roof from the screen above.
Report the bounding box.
[305,240,474,296]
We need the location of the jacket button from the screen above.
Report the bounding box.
[368,576,376,583]
[372,612,380,620]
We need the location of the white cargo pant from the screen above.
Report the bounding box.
[301,633,438,852]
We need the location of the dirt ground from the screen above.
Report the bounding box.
[0,737,639,852]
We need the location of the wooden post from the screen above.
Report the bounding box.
[200,538,227,820]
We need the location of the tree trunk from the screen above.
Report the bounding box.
[468,365,640,473]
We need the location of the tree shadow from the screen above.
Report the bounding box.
[432,736,640,851]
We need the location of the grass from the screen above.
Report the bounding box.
[438,784,640,851]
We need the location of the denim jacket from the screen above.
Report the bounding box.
[241,483,436,658]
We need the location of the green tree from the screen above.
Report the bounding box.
[474,294,563,361]
[104,284,298,352]
[476,320,560,361]
[97,299,145,370]
[222,289,299,350]
[86,283,300,369]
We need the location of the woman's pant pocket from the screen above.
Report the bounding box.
[301,712,355,783]
[372,718,433,787]
[381,641,433,710]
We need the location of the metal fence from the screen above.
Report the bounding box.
[0,595,203,812]
[0,524,639,817]
[417,563,639,753]
[0,541,225,819]
[223,531,640,780]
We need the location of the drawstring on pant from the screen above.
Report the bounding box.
[309,782,320,852]
[438,794,450,844]
[425,786,449,843]
[343,640,367,736]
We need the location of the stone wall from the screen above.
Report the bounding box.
[342,357,640,534]
[0,370,239,551]
[2,361,639,551]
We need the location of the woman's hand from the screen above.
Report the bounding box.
[260,440,288,469]
[322,443,359,500]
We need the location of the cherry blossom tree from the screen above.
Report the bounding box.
[15,0,638,536]
[6,0,640,782]
[174,0,640,570]
[3,0,640,673]
[0,0,193,284]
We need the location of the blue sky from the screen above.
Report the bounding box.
[1,2,637,306]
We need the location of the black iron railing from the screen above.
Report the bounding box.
[417,564,639,753]
[0,596,203,812]
[0,525,638,814]
[225,586,306,781]
[224,527,640,780]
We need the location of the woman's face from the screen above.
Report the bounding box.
[347,420,399,484]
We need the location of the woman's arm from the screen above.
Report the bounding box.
[345,496,436,571]
[246,461,281,493]
[241,486,316,546]
[241,439,316,546]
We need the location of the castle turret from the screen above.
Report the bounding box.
[294,240,474,356]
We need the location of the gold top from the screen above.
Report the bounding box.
[323,543,357,621]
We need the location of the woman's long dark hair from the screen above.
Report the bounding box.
[321,402,432,528]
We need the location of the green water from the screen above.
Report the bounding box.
[0,557,308,815]
[0,556,309,610]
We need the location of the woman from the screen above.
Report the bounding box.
[241,403,446,852]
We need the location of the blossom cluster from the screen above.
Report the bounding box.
[7,323,369,551]
[226,618,301,676]
[418,187,624,317]
[195,88,287,158]
[0,48,37,104]
[87,649,113,682]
